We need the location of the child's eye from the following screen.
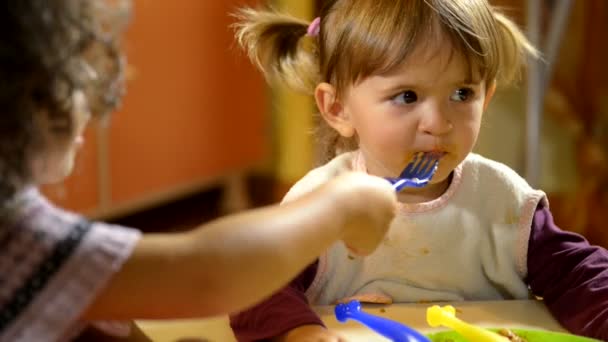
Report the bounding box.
[450,88,474,102]
[392,90,418,105]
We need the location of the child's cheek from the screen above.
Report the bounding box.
[378,122,413,149]
[367,125,414,166]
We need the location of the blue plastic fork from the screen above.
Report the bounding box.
[335,300,430,342]
[385,152,441,192]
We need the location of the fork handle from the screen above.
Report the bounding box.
[347,310,430,342]
[391,178,428,191]
[392,179,408,191]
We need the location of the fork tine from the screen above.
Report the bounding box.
[420,157,439,178]
[399,152,422,178]
[409,152,433,177]
[389,152,441,191]
[417,154,434,173]
[414,154,433,175]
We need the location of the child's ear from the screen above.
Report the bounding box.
[314,82,355,138]
[483,81,497,111]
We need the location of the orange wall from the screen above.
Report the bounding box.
[109,0,267,205]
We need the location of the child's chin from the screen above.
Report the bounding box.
[428,168,453,186]
[38,160,76,185]
[39,172,71,185]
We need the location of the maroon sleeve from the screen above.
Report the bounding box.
[229,260,323,341]
[526,205,608,340]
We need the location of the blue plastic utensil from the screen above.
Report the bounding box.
[386,152,441,192]
[335,300,431,342]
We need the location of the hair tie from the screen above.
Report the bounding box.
[307,17,321,37]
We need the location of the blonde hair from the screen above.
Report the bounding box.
[233,0,537,162]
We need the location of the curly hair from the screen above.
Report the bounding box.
[0,0,131,204]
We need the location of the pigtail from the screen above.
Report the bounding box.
[232,7,319,93]
[493,11,540,84]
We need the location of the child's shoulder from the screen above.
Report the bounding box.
[463,153,544,196]
[465,153,526,182]
[281,152,357,204]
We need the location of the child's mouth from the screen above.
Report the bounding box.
[416,151,446,158]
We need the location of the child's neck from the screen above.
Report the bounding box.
[396,173,452,204]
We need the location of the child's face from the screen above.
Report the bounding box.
[336,39,494,188]
[32,90,92,184]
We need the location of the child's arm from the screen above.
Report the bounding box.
[230,260,345,342]
[84,172,396,320]
[75,322,151,342]
[526,204,608,340]
[230,260,324,341]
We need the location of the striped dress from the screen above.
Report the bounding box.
[0,187,141,341]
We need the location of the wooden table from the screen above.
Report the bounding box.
[137,299,566,341]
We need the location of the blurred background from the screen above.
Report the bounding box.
[41,0,608,247]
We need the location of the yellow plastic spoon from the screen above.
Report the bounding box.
[426,305,510,342]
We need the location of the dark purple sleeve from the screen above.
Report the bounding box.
[526,205,608,340]
[229,260,323,341]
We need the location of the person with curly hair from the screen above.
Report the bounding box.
[0,1,398,340]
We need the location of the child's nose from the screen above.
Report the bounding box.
[418,105,453,136]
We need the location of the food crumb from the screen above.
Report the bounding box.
[498,328,526,342]
[379,308,386,313]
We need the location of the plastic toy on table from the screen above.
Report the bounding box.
[334,300,430,342]
[425,305,600,342]
[426,305,509,342]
